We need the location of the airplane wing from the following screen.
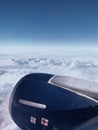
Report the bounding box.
[49,75,98,102]
[9,73,98,130]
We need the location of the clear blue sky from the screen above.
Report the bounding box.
[0,0,98,47]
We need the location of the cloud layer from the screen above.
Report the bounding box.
[0,54,98,130]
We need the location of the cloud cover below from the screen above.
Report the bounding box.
[0,53,98,130]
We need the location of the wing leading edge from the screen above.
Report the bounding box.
[49,75,98,102]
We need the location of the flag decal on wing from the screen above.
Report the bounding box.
[30,116,36,124]
[41,118,49,126]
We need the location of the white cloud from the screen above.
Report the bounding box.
[0,41,98,56]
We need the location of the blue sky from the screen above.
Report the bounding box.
[0,0,98,53]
